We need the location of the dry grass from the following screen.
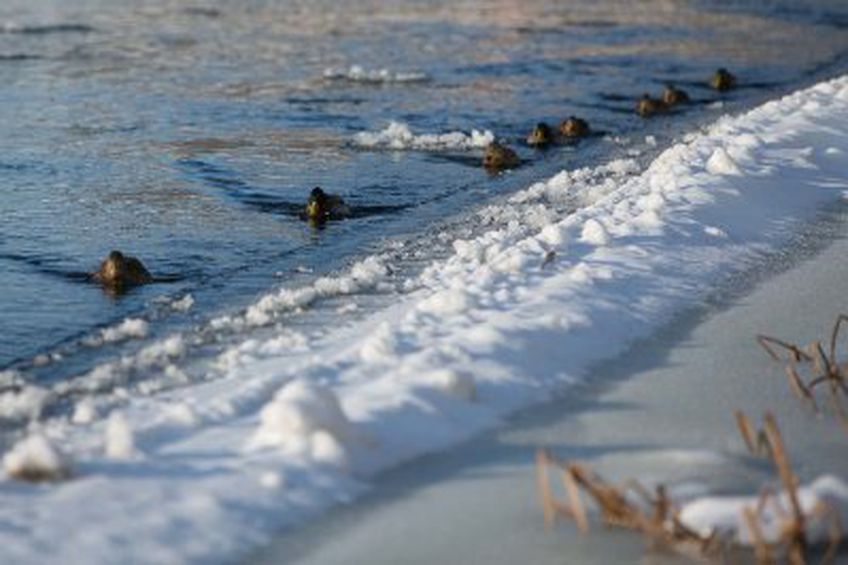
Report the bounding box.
[757,315,848,429]
[734,410,842,564]
[536,450,726,560]
[537,411,843,564]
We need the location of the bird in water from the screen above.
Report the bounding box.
[93,250,152,292]
[636,93,667,118]
[526,122,556,148]
[483,141,520,171]
[304,186,351,223]
[710,68,736,92]
[662,84,690,107]
[559,116,591,138]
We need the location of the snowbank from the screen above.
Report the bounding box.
[1,75,847,563]
[352,121,495,151]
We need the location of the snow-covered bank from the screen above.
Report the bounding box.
[252,180,848,565]
[3,76,848,564]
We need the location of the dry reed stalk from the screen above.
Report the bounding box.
[736,410,770,456]
[535,450,725,559]
[537,410,843,563]
[735,411,844,565]
[757,316,848,427]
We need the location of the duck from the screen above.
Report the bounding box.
[483,141,520,171]
[305,187,351,222]
[526,122,556,148]
[636,93,667,118]
[662,84,690,107]
[93,250,152,291]
[710,68,736,92]
[559,116,590,138]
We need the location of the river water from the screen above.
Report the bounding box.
[1,0,847,427]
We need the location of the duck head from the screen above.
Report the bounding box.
[526,122,554,147]
[711,68,736,91]
[100,250,128,285]
[306,187,328,220]
[560,116,590,138]
[483,142,519,171]
[662,84,689,106]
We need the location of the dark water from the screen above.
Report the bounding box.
[1,0,848,395]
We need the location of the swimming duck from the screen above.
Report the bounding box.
[526,122,556,148]
[636,94,667,118]
[483,141,520,171]
[305,187,350,222]
[559,116,590,138]
[662,84,690,107]
[93,250,152,291]
[710,68,736,92]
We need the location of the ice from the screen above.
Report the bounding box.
[353,121,495,151]
[323,65,428,83]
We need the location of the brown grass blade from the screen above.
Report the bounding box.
[763,412,807,556]
[562,468,590,534]
[757,335,811,363]
[784,364,818,412]
[536,450,557,529]
[810,341,829,377]
[828,315,848,370]
[743,506,774,564]
[822,501,843,565]
[736,410,760,454]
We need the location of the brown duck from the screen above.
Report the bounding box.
[93,250,152,291]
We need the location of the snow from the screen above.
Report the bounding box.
[104,411,137,460]
[680,475,848,546]
[3,434,71,482]
[82,317,149,347]
[323,65,429,83]
[0,385,49,422]
[248,380,359,463]
[352,121,495,151]
[1,75,848,563]
[72,399,97,425]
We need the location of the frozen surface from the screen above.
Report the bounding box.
[1,77,848,564]
[252,178,848,565]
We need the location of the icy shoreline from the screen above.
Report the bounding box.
[1,76,848,564]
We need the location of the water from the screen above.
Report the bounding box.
[1,1,847,421]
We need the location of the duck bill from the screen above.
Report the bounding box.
[306,201,321,219]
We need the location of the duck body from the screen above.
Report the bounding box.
[559,116,590,138]
[636,94,667,118]
[710,68,736,91]
[94,250,152,291]
[305,187,351,222]
[662,84,690,107]
[483,142,520,171]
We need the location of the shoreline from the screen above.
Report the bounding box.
[249,202,848,565]
[0,75,847,564]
